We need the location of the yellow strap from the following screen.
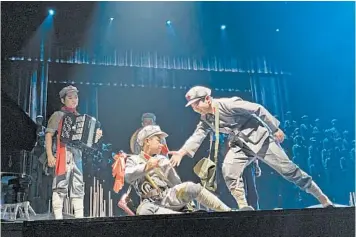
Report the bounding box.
[138,152,171,190]
[213,102,219,165]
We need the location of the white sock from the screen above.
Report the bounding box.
[72,197,84,218]
[52,192,64,219]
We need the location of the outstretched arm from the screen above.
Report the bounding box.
[180,121,210,158]
[169,121,209,167]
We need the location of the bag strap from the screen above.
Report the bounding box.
[213,102,220,165]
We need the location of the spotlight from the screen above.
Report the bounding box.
[166,20,172,26]
[276,28,280,32]
[48,9,55,16]
[220,25,226,30]
[110,17,114,21]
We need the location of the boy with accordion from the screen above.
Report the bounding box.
[45,85,103,219]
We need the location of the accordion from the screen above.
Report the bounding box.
[59,113,99,149]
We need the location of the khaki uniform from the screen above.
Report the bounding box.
[126,125,231,215]
[46,111,84,199]
[46,110,84,219]
[183,88,331,209]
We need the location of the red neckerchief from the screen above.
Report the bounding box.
[61,106,78,115]
[55,106,78,176]
[142,153,151,161]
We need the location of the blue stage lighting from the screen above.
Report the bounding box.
[220,25,226,30]
[166,20,172,25]
[48,9,55,16]
[110,17,114,21]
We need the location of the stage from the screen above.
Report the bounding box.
[1,207,354,237]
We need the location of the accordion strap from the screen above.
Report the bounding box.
[55,118,67,176]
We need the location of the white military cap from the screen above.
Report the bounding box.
[185,86,211,107]
[137,125,168,147]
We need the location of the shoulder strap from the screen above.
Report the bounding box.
[213,102,220,165]
[206,102,220,165]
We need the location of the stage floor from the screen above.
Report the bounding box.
[1,207,355,237]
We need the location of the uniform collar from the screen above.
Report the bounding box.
[140,151,153,161]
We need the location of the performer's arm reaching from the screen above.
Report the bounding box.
[181,121,210,157]
[158,157,182,186]
[170,121,210,167]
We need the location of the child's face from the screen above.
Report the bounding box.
[145,135,163,155]
[61,91,78,109]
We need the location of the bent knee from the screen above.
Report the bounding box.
[137,202,158,215]
[177,182,202,201]
[185,181,201,190]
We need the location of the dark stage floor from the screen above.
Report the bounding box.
[1,207,354,237]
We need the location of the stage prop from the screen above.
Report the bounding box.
[1,93,38,221]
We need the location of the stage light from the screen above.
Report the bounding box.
[276,28,280,32]
[110,17,114,21]
[166,20,172,26]
[48,9,55,16]
[220,25,226,30]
